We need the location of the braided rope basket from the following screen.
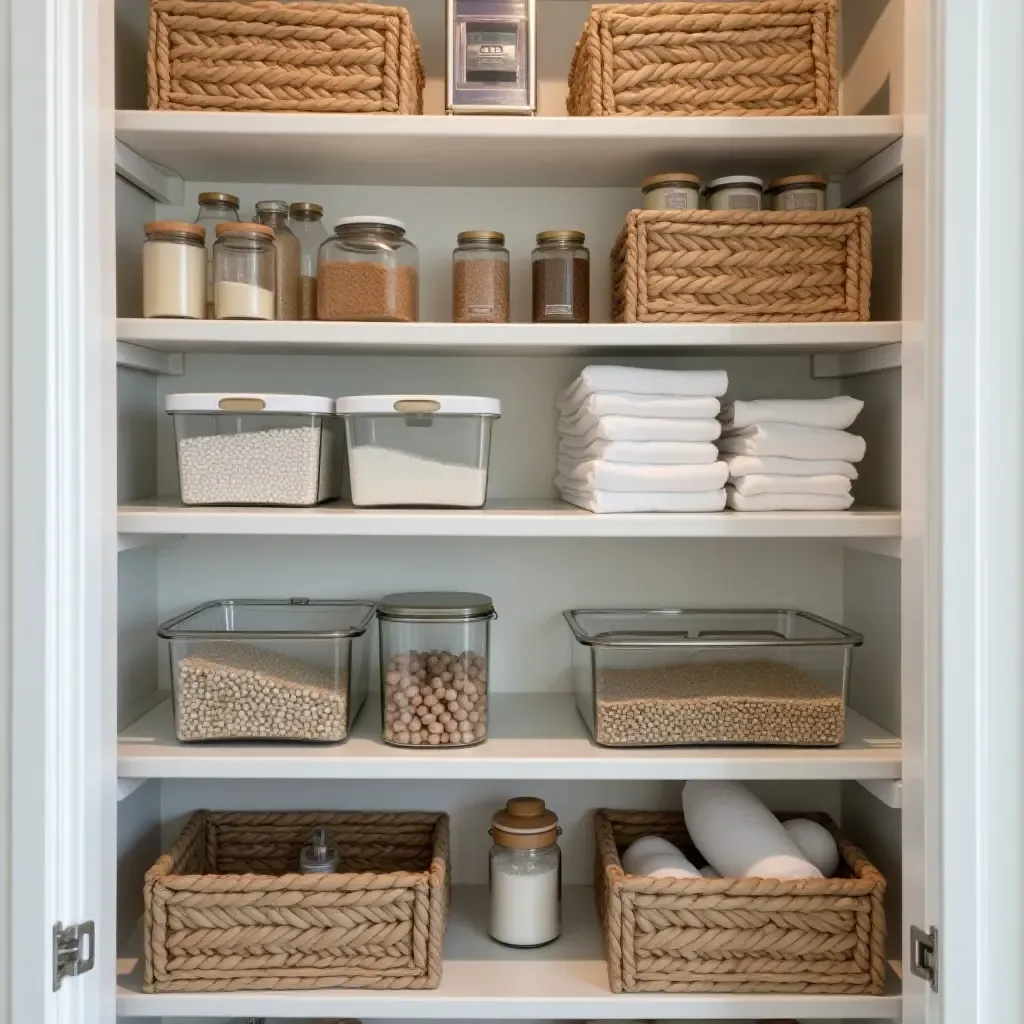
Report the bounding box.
[612,208,871,322]
[147,0,424,113]
[144,810,450,992]
[595,809,887,994]
[568,0,838,117]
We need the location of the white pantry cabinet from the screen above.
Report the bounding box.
[4,1,1024,1024]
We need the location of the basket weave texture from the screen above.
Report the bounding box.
[568,0,838,117]
[611,208,871,323]
[147,0,425,113]
[144,810,450,992]
[595,809,886,994]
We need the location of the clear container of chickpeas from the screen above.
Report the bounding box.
[378,591,495,747]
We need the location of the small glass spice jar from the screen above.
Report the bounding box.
[641,172,701,211]
[489,797,562,948]
[531,230,589,323]
[290,202,329,320]
[452,230,510,323]
[212,223,277,320]
[254,199,301,321]
[193,192,241,317]
[142,221,206,319]
[378,591,495,748]
[766,174,829,212]
[317,217,419,322]
[705,175,764,211]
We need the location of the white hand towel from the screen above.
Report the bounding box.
[558,458,728,493]
[721,396,864,431]
[718,422,866,462]
[564,366,728,403]
[731,474,852,497]
[723,454,859,480]
[559,414,721,443]
[558,439,719,465]
[557,391,722,420]
[558,485,727,514]
[727,488,855,511]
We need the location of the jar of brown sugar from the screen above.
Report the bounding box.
[453,230,510,323]
[317,216,419,322]
[531,230,589,324]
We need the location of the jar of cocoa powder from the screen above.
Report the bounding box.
[452,231,509,323]
[531,230,589,324]
[317,217,419,322]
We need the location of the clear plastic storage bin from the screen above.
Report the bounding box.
[167,393,339,507]
[336,395,500,507]
[159,599,376,743]
[565,608,863,748]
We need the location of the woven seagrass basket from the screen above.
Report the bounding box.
[144,810,450,992]
[147,0,425,113]
[611,208,871,323]
[595,809,887,994]
[568,0,838,117]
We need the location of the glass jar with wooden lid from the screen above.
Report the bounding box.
[142,221,206,319]
[531,230,589,323]
[766,174,829,212]
[641,172,701,211]
[212,223,277,320]
[453,230,510,323]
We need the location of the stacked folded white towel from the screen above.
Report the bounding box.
[556,366,730,513]
[717,396,866,511]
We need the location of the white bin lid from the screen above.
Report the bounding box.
[336,395,501,416]
[166,393,335,415]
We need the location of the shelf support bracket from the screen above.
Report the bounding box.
[840,139,904,208]
[116,778,150,803]
[115,140,185,205]
[812,342,902,379]
[116,342,183,376]
[858,778,903,809]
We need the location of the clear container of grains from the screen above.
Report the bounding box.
[254,199,301,320]
[167,393,340,507]
[159,598,376,744]
[317,216,419,322]
[452,230,510,323]
[213,223,277,320]
[335,394,500,508]
[378,592,495,748]
[290,202,329,320]
[565,608,863,748]
[531,230,589,323]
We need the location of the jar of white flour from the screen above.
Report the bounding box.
[142,221,206,318]
[489,797,561,947]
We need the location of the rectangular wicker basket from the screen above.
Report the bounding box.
[144,810,450,992]
[595,809,887,995]
[147,0,425,113]
[568,0,839,117]
[611,208,872,323]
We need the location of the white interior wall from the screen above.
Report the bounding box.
[841,0,904,115]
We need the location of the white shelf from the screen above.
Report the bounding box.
[117,317,903,358]
[117,499,902,539]
[115,111,904,188]
[118,695,901,783]
[116,884,902,1019]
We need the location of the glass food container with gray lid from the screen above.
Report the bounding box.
[159,598,376,744]
[565,608,863,748]
[378,591,496,747]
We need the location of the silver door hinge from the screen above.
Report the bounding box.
[910,924,939,992]
[52,920,95,991]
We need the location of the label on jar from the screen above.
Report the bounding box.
[468,303,495,316]
[644,186,699,211]
[775,190,824,212]
[545,303,573,316]
[727,193,761,210]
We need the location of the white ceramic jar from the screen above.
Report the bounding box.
[767,174,829,212]
[705,175,764,211]
[641,172,701,211]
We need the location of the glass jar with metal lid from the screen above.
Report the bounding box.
[213,223,277,320]
[289,202,328,320]
[194,191,241,317]
[378,591,496,748]
[704,175,764,212]
[489,797,562,948]
[766,174,829,212]
[531,230,589,323]
[255,199,301,321]
[452,230,510,323]
[641,172,701,211]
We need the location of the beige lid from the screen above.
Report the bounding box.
[491,797,559,849]
[197,191,240,206]
[216,221,275,239]
[536,229,585,244]
[767,174,829,192]
[457,229,505,245]
[641,172,701,192]
[144,220,205,239]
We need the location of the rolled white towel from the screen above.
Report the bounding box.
[557,485,727,514]
[730,473,852,497]
[564,366,728,403]
[559,438,719,465]
[682,780,822,879]
[727,488,854,511]
[723,454,859,479]
[558,391,722,421]
[560,413,721,443]
[718,422,866,462]
[558,458,729,493]
[621,836,701,879]
[698,865,721,879]
[783,818,840,877]
[721,396,864,431]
